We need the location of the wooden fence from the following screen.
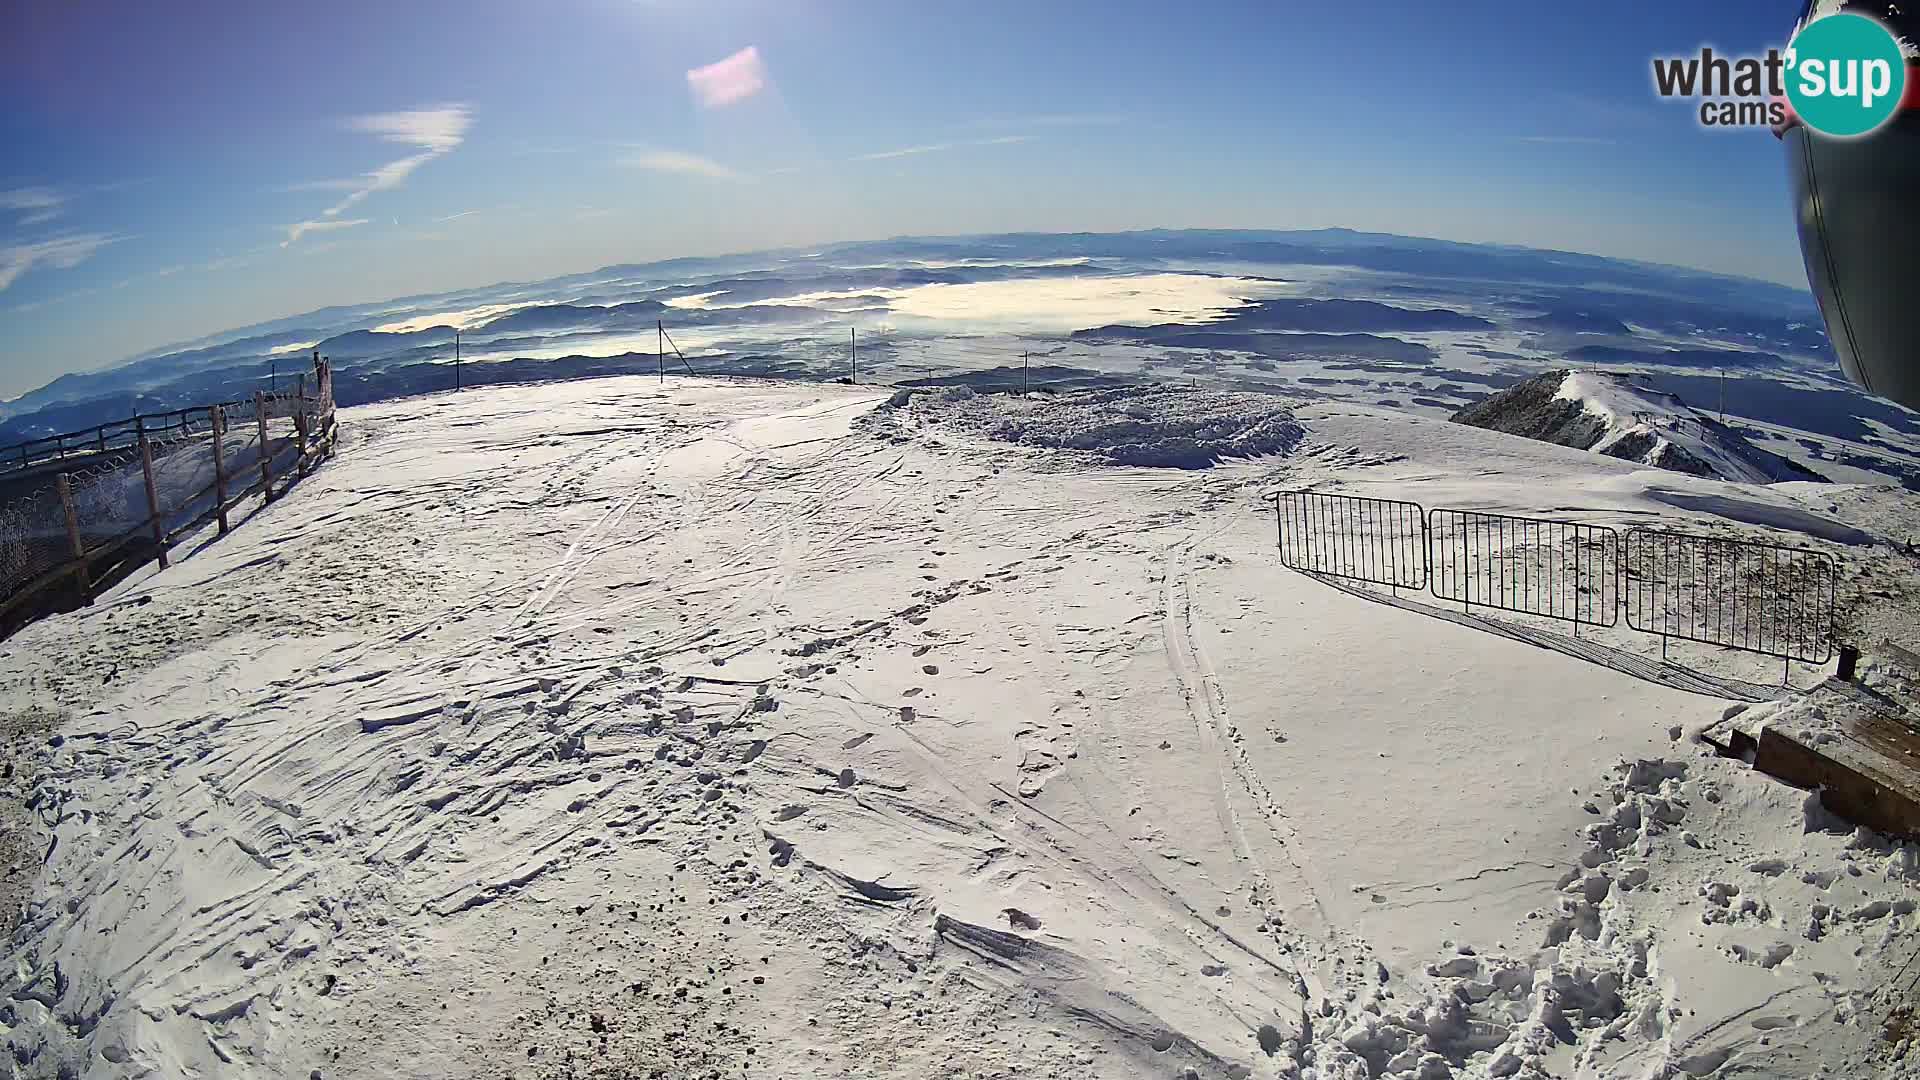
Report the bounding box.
[0,359,338,636]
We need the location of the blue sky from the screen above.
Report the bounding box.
[1,1,1811,398]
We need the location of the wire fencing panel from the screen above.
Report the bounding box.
[1623,529,1837,663]
[1,371,338,629]
[61,412,212,539]
[0,488,69,599]
[1273,491,1427,589]
[1427,509,1620,627]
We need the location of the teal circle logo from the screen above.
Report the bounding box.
[1786,12,1908,137]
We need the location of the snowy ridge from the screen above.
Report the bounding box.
[1554,372,1786,484]
[1455,370,1825,485]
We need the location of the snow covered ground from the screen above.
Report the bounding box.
[1,375,1916,1079]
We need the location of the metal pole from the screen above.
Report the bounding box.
[850,327,857,384]
[658,321,665,384]
[137,418,169,570]
[455,329,462,391]
[57,473,91,601]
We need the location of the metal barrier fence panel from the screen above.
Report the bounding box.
[1272,491,1427,589]
[1427,508,1620,627]
[1623,528,1836,664]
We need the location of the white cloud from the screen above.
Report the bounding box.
[434,209,481,223]
[281,217,370,248]
[277,178,365,193]
[854,135,1036,162]
[619,149,743,181]
[0,232,121,291]
[323,151,437,216]
[348,105,473,153]
[856,143,951,161]
[284,104,472,244]
[687,46,768,109]
[0,187,68,226]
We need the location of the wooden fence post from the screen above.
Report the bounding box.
[211,405,231,534]
[137,418,169,571]
[295,374,310,460]
[256,391,273,501]
[56,473,91,602]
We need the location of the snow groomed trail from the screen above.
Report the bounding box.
[1,376,1912,1079]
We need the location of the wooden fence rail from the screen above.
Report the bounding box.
[0,359,338,635]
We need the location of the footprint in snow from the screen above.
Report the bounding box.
[922,664,939,675]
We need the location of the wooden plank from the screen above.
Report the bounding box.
[0,556,90,620]
[1880,638,1920,675]
[1753,707,1920,841]
[83,520,157,563]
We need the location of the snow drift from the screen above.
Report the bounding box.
[878,384,1308,468]
[2,376,1914,1080]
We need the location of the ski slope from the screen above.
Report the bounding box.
[1,376,1915,1079]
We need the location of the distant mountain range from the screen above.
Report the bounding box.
[6,227,1912,491]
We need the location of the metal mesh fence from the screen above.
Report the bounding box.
[1428,509,1621,628]
[0,487,68,600]
[1273,491,1427,589]
[1272,492,1839,666]
[1623,528,1837,664]
[0,370,336,615]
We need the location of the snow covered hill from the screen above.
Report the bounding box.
[1,377,1915,1079]
[1453,370,1827,484]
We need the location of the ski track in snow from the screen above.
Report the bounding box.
[0,375,1915,1079]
